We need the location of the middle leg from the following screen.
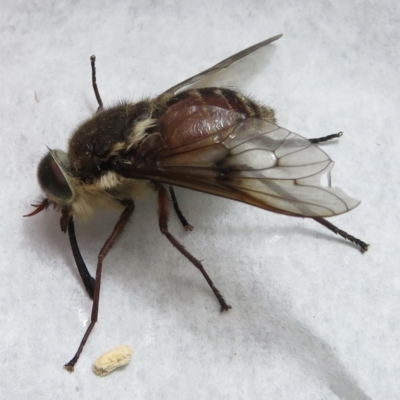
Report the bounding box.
[169,186,193,231]
[158,186,231,312]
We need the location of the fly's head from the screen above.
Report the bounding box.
[25,148,77,230]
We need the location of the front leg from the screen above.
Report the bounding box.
[67,217,95,299]
[64,201,135,372]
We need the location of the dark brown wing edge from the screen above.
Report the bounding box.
[163,34,283,95]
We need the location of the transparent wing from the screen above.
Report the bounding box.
[117,118,360,218]
[163,34,283,94]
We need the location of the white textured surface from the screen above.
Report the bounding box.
[2,1,399,399]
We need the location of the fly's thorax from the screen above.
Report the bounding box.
[67,100,158,179]
[69,173,151,219]
[67,178,122,218]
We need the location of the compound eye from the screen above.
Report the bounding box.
[37,151,73,203]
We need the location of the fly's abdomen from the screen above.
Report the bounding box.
[157,88,275,148]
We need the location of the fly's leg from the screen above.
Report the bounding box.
[158,186,231,312]
[169,186,193,231]
[309,132,343,143]
[60,210,94,299]
[313,217,369,253]
[90,55,104,113]
[309,133,369,251]
[67,218,95,299]
[64,201,135,372]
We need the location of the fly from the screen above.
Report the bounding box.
[25,34,368,371]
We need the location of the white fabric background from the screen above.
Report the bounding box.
[1,0,399,399]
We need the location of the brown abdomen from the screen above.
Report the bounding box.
[157,88,275,148]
